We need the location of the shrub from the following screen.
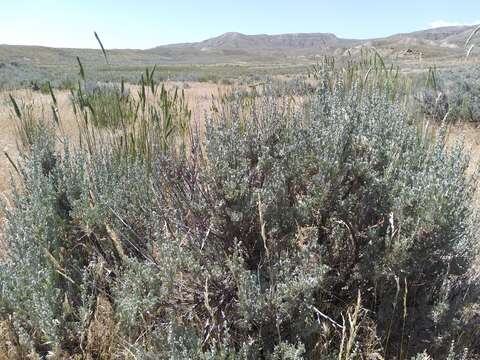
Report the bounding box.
[447,80,480,123]
[0,73,478,359]
[426,65,480,123]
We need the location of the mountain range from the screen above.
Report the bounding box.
[0,25,476,66]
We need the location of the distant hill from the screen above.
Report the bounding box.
[385,25,473,45]
[0,25,477,67]
[161,32,360,50]
[368,26,474,51]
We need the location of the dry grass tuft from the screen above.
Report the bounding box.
[84,294,118,360]
[0,320,25,360]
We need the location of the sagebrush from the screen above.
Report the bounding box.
[1,59,479,359]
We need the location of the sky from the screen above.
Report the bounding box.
[1,0,480,49]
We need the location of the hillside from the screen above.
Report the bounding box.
[0,25,477,67]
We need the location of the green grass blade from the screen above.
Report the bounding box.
[47,81,57,106]
[94,31,109,65]
[4,151,19,174]
[9,94,22,119]
[76,57,85,81]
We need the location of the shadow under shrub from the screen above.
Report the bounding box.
[0,79,478,359]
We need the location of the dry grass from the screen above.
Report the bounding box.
[446,122,480,173]
[0,81,230,194]
[0,89,76,193]
[83,294,118,360]
[0,320,24,360]
[445,122,480,208]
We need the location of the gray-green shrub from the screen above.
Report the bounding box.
[0,74,478,359]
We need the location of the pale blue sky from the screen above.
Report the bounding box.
[1,0,479,49]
